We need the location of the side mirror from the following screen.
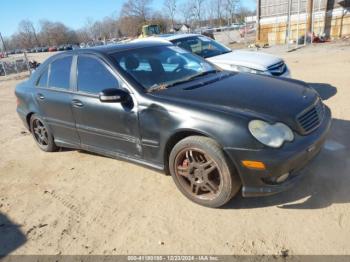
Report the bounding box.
[99,88,129,103]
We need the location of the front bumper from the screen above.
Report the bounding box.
[224,106,331,197]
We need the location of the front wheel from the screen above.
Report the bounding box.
[30,114,58,152]
[169,136,241,208]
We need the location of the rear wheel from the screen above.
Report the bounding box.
[30,114,58,152]
[169,136,241,208]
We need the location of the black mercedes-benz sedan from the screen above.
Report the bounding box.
[15,41,331,208]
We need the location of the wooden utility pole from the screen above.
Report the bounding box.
[306,0,314,37]
[256,0,261,42]
[286,0,292,45]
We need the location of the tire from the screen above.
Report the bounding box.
[30,114,58,152]
[169,136,241,208]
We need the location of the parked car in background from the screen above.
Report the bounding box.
[231,23,245,29]
[57,45,65,51]
[0,52,7,58]
[41,47,49,52]
[49,46,57,52]
[15,41,331,207]
[135,34,291,78]
[63,45,73,51]
[83,41,105,48]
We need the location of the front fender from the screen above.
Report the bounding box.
[138,100,261,167]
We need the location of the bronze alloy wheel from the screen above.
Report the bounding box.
[174,148,223,200]
[169,136,241,207]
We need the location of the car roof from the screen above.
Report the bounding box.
[48,41,170,60]
[80,41,170,54]
[156,33,201,41]
[130,34,203,45]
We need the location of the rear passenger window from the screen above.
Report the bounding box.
[77,56,118,94]
[48,56,72,90]
[37,68,48,87]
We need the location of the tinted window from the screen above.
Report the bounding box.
[48,56,72,89]
[172,36,231,58]
[112,45,215,90]
[37,68,48,87]
[77,56,118,94]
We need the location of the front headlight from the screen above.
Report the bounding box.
[248,120,294,148]
[230,65,263,74]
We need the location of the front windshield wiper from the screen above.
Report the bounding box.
[184,69,220,81]
[147,70,220,93]
[147,83,168,93]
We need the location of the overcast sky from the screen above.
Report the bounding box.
[0,0,256,38]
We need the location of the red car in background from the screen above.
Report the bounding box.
[0,52,8,59]
[48,47,57,52]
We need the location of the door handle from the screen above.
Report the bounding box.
[36,93,45,100]
[72,99,84,108]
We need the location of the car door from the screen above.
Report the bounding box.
[71,54,141,157]
[34,55,80,147]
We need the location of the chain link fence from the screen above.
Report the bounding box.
[0,53,30,77]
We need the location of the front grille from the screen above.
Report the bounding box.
[297,99,325,134]
[268,61,287,76]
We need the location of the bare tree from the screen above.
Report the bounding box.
[236,5,255,23]
[180,1,195,26]
[190,0,206,28]
[149,11,171,33]
[163,0,177,29]
[225,0,239,25]
[76,28,90,44]
[84,17,97,40]
[210,0,224,27]
[120,0,153,21]
[118,0,154,37]
[39,20,77,46]
[118,16,142,37]
[17,20,39,48]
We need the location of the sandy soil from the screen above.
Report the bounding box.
[0,42,350,256]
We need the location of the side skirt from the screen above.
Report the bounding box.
[55,139,165,172]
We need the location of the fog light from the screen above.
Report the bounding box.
[276,173,290,183]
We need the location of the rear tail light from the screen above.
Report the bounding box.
[16,97,20,106]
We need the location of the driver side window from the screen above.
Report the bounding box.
[77,56,119,94]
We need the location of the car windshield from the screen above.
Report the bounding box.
[111,45,218,92]
[148,25,160,35]
[171,36,231,58]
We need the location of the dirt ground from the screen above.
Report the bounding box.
[0,42,350,256]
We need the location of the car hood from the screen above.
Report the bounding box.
[153,73,318,132]
[207,50,283,71]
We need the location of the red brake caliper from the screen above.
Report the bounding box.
[180,158,190,176]
[182,159,189,168]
